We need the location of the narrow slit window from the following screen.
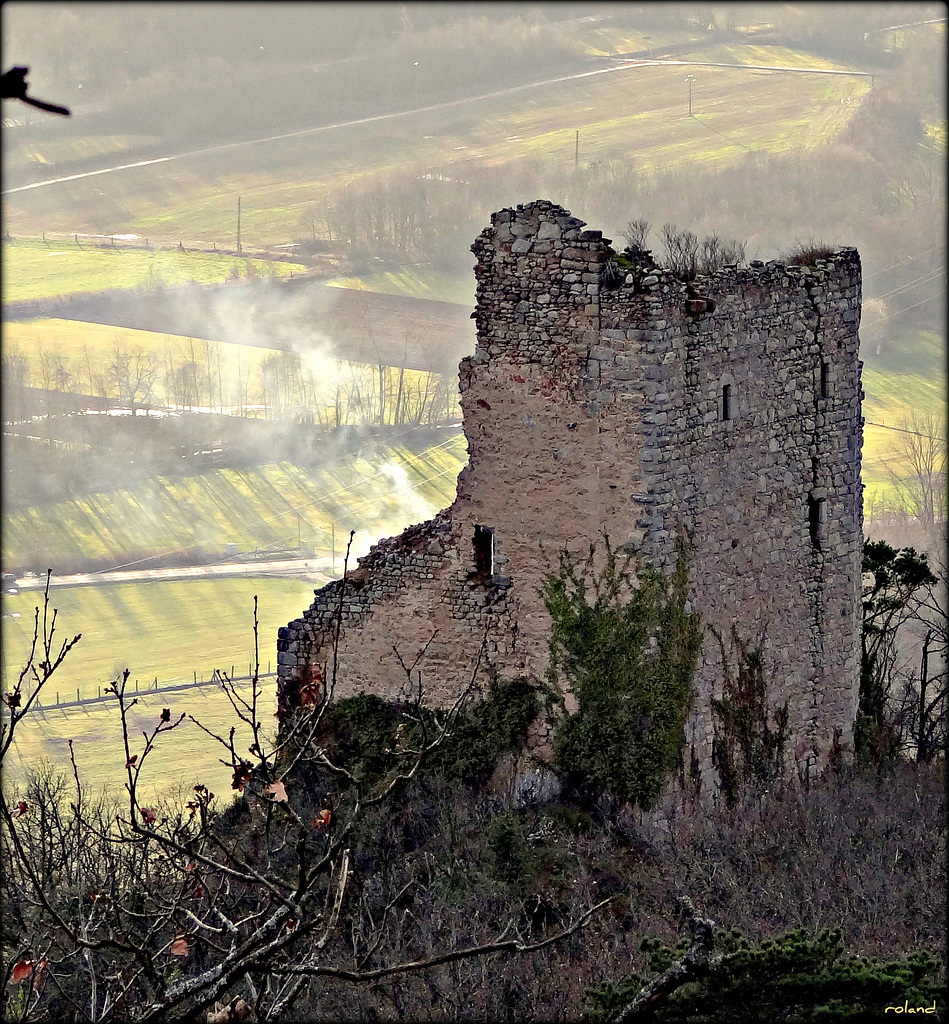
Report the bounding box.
[721,383,732,421]
[820,361,829,399]
[474,525,495,577]
[808,494,824,550]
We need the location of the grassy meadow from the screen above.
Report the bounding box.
[5,682,278,804]
[2,238,302,304]
[1,576,314,698]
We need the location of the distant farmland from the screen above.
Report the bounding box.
[3,44,871,245]
[2,575,314,800]
[1,576,315,700]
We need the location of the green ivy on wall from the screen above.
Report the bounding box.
[544,538,702,810]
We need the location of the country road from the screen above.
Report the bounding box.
[12,556,339,591]
[2,56,874,196]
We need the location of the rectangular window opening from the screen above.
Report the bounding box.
[820,361,829,399]
[808,494,824,550]
[474,525,495,577]
[721,383,732,421]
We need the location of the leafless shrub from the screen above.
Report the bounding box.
[699,233,746,274]
[622,218,650,251]
[660,223,700,281]
[658,224,746,281]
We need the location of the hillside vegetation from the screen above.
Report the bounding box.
[4,43,869,250]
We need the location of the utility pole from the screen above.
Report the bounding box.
[575,130,579,171]
[685,75,696,116]
[237,195,242,254]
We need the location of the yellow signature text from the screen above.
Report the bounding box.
[884,1001,938,1014]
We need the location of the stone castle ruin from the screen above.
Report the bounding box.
[278,200,864,776]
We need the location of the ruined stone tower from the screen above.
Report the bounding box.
[278,200,864,776]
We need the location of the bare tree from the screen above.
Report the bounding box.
[1,343,30,424]
[660,223,699,281]
[106,342,160,413]
[897,550,948,762]
[2,570,605,1022]
[884,412,947,543]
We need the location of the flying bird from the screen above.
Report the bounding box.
[1,66,70,116]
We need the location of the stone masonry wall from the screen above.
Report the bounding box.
[277,200,863,777]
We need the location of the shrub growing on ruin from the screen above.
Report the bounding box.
[304,679,540,793]
[614,222,746,282]
[622,217,651,251]
[544,540,702,810]
[783,238,838,267]
[428,677,540,786]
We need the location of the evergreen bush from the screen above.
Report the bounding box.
[585,926,946,1022]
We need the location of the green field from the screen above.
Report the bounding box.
[860,367,946,509]
[325,267,475,307]
[2,238,303,304]
[3,44,871,248]
[2,432,468,571]
[860,324,947,507]
[6,681,277,804]
[1,576,312,697]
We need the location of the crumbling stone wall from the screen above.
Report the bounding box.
[278,200,863,775]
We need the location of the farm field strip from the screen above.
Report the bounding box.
[6,681,278,802]
[3,45,870,246]
[2,433,469,570]
[572,25,698,56]
[325,268,476,307]
[5,132,161,172]
[1,239,303,304]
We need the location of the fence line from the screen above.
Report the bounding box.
[34,669,277,713]
[3,230,292,262]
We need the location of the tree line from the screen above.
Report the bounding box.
[2,335,459,429]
